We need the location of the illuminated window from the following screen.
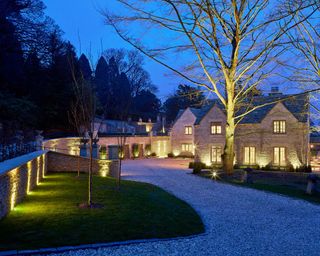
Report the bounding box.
[273,120,286,134]
[182,143,193,152]
[274,147,286,166]
[244,147,256,165]
[185,126,193,135]
[211,122,222,134]
[211,146,222,163]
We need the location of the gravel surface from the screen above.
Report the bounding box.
[49,159,320,256]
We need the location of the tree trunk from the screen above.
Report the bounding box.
[117,158,122,190]
[88,137,93,206]
[223,101,235,175]
[77,155,80,177]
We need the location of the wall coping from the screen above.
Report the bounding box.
[47,151,115,162]
[0,150,48,176]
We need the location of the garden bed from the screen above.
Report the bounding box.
[0,173,204,251]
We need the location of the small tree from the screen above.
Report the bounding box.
[69,61,98,207]
[117,122,128,190]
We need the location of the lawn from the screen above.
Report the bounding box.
[0,173,204,251]
[198,170,320,204]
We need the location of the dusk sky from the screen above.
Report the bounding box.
[43,0,184,100]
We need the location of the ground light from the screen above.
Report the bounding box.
[211,170,219,180]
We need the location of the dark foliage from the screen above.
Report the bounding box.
[163,84,205,123]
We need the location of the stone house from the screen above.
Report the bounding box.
[170,93,310,168]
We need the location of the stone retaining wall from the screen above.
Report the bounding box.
[0,151,48,219]
[47,151,119,178]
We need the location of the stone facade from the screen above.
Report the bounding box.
[171,101,309,168]
[47,151,119,178]
[170,108,196,157]
[0,151,47,219]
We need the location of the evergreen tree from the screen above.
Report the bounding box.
[132,90,161,120]
[79,54,92,80]
[163,84,205,123]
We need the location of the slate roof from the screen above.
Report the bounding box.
[176,94,309,125]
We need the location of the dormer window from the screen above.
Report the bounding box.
[185,126,192,135]
[211,122,222,134]
[273,120,286,134]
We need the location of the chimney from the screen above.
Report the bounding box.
[269,86,282,96]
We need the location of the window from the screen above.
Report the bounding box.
[273,120,286,134]
[244,147,256,165]
[211,146,222,163]
[211,122,222,134]
[185,126,193,135]
[182,144,193,152]
[274,147,286,166]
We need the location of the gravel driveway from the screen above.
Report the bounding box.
[52,159,320,256]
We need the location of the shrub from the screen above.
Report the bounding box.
[192,162,204,174]
[295,165,312,173]
[286,163,295,172]
[189,162,194,169]
[145,144,151,156]
[132,144,140,158]
[167,152,174,158]
[99,145,107,160]
[150,152,157,157]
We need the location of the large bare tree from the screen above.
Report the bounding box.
[104,0,318,174]
[285,1,320,129]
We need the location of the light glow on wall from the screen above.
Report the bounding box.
[99,161,109,177]
[10,169,18,210]
[173,150,180,157]
[42,155,45,178]
[36,157,40,185]
[27,161,32,194]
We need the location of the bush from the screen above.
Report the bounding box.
[145,144,151,156]
[295,165,312,173]
[192,162,207,174]
[286,163,295,172]
[233,164,240,169]
[150,152,157,157]
[132,143,140,158]
[179,154,194,159]
[99,145,107,160]
[189,162,194,169]
[168,152,174,158]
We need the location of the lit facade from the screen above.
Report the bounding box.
[171,95,310,168]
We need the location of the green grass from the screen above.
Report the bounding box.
[0,173,204,251]
[198,171,320,205]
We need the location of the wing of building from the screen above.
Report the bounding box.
[170,93,310,168]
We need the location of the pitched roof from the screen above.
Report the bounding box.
[176,94,309,125]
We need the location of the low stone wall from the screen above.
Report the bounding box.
[47,151,119,178]
[0,151,48,219]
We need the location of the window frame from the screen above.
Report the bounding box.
[273,146,286,166]
[244,146,256,165]
[211,146,222,164]
[210,122,222,135]
[273,120,286,134]
[182,143,193,152]
[184,126,193,135]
